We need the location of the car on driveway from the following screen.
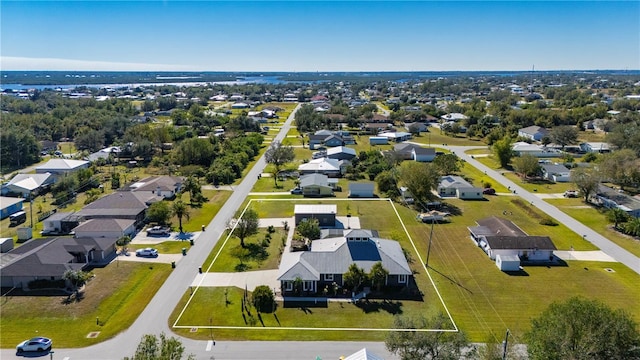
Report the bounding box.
[564,190,579,198]
[146,226,170,236]
[482,188,496,195]
[136,248,158,257]
[16,337,52,353]
[290,187,302,194]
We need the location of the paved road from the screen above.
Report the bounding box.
[448,145,640,275]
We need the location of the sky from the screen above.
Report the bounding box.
[1,1,639,72]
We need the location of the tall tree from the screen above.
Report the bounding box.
[385,313,474,360]
[172,200,190,233]
[369,262,389,292]
[549,125,578,149]
[343,263,367,293]
[182,176,205,204]
[598,149,640,191]
[398,162,440,208]
[264,141,295,186]
[124,333,194,360]
[571,167,601,203]
[512,154,541,179]
[62,269,92,296]
[146,201,171,225]
[432,153,462,176]
[526,297,640,360]
[252,285,276,313]
[231,208,259,248]
[492,136,513,168]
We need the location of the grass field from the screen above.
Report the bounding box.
[0,262,172,348]
[174,190,232,233]
[546,198,640,257]
[172,196,640,342]
[206,228,288,272]
[411,131,484,147]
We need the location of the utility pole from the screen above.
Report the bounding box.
[425,218,435,268]
[502,328,510,360]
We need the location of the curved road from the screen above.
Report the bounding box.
[1,104,395,360]
[448,145,640,275]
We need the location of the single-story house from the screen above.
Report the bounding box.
[512,142,561,157]
[299,174,335,197]
[0,236,118,288]
[72,218,136,239]
[278,229,412,295]
[42,212,80,235]
[468,216,557,265]
[369,136,389,145]
[404,122,429,133]
[4,173,54,197]
[579,142,611,153]
[326,146,357,161]
[298,158,347,177]
[393,143,436,162]
[348,183,375,198]
[231,102,249,109]
[591,185,640,218]
[540,164,571,182]
[441,113,468,122]
[323,135,345,148]
[361,114,390,123]
[378,132,412,143]
[35,159,90,179]
[0,196,24,220]
[363,123,392,134]
[294,204,337,226]
[438,176,483,200]
[518,126,548,142]
[124,176,184,199]
[75,192,154,225]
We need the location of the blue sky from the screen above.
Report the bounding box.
[1,1,638,71]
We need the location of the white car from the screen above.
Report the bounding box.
[136,248,158,258]
[147,226,170,236]
[16,337,52,353]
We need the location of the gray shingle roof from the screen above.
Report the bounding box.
[484,236,557,251]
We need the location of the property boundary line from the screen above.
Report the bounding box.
[173,198,458,333]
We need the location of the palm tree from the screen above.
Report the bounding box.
[607,208,630,230]
[369,261,389,292]
[172,200,190,233]
[623,218,640,237]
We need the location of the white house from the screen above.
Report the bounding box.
[579,142,611,153]
[298,158,347,177]
[438,175,483,200]
[35,159,90,179]
[125,176,184,199]
[378,131,412,142]
[441,113,468,122]
[348,183,375,198]
[512,142,560,158]
[518,126,548,141]
[541,164,571,182]
[4,173,54,197]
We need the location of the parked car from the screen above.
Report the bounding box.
[147,226,170,236]
[290,187,302,195]
[482,188,496,195]
[564,190,579,198]
[136,248,158,257]
[16,337,52,353]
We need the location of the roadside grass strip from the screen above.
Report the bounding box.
[172,198,457,334]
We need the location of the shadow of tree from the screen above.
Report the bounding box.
[354,299,403,315]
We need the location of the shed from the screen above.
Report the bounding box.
[496,254,520,271]
[0,238,14,253]
[294,204,337,226]
[0,196,24,220]
[369,137,388,145]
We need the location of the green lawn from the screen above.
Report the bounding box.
[128,240,193,254]
[0,262,172,348]
[502,172,576,194]
[546,198,640,257]
[206,228,288,272]
[174,190,232,233]
[411,131,484,147]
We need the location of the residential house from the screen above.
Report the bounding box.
[438,176,483,200]
[541,164,571,182]
[3,173,54,197]
[378,132,412,143]
[512,142,561,157]
[361,114,389,123]
[393,143,436,162]
[468,216,557,269]
[124,176,184,199]
[579,142,611,153]
[35,159,90,179]
[231,102,249,109]
[363,123,393,135]
[592,185,640,218]
[72,218,136,239]
[343,348,384,360]
[278,228,412,295]
[298,158,347,177]
[404,122,428,133]
[75,192,154,225]
[0,196,24,220]
[441,113,468,122]
[299,174,335,197]
[323,135,345,148]
[326,146,357,161]
[518,126,548,142]
[0,236,118,289]
[294,204,337,226]
[348,183,375,198]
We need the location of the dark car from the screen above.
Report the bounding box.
[482,188,496,195]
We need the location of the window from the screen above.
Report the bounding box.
[285,281,293,291]
[324,274,334,281]
[303,281,313,291]
[398,274,408,284]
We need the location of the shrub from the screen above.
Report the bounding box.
[252,285,275,313]
[539,217,558,226]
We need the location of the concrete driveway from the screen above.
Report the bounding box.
[131,231,202,245]
[116,252,184,264]
[191,270,280,291]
